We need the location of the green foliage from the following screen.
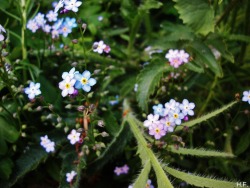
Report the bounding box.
[164,166,237,188]
[6,146,48,187]
[175,101,238,131]
[0,116,19,155]
[173,0,215,35]
[168,145,235,158]
[136,61,173,112]
[0,0,249,187]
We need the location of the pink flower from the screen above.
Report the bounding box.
[178,50,189,63]
[160,117,175,132]
[121,164,129,174]
[114,167,123,176]
[149,123,166,139]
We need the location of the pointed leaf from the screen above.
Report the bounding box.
[132,160,151,188]
[164,166,237,188]
[137,61,173,112]
[188,40,223,76]
[173,0,215,35]
[168,146,235,158]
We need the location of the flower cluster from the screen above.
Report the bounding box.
[27,11,78,39]
[144,99,195,139]
[24,82,41,100]
[0,24,6,42]
[93,40,111,54]
[54,0,82,13]
[242,90,250,104]
[59,67,96,97]
[67,129,81,145]
[40,135,55,153]
[114,164,129,176]
[165,49,189,68]
[66,170,77,183]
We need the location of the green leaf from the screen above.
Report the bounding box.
[0,158,14,180]
[173,0,215,35]
[132,160,151,188]
[89,121,131,172]
[164,166,237,188]
[0,116,19,155]
[7,146,48,187]
[175,101,238,131]
[59,147,79,188]
[103,110,122,136]
[136,61,173,112]
[119,74,137,98]
[123,99,173,188]
[206,34,234,63]
[168,146,235,158]
[188,40,223,77]
[184,61,204,73]
[235,130,250,155]
[161,22,195,42]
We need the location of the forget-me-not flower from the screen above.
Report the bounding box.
[74,71,96,92]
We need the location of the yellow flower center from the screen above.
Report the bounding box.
[173,113,178,119]
[165,121,170,127]
[155,128,160,133]
[81,78,88,85]
[65,83,71,89]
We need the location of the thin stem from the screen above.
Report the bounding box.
[20,0,28,81]
[198,76,218,116]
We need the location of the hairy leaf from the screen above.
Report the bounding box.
[124,99,173,188]
[136,61,172,112]
[175,101,238,131]
[168,146,235,158]
[173,0,214,35]
[132,160,151,188]
[164,166,237,188]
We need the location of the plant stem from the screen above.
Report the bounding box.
[21,0,28,81]
[198,76,218,116]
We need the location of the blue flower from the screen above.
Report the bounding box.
[65,17,77,29]
[74,71,96,92]
[152,104,165,116]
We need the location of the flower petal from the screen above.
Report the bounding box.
[88,78,96,86]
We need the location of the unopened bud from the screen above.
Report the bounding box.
[72,39,78,44]
[82,23,87,30]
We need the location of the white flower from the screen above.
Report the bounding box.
[54,0,65,13]
[178,49,189,63]
[66,170,77,182]
[179,99,195,116]
[64,0,82,12]
[59,76,76,97]
[93,41,107,54]
[40,135,55,153]
[62,67,79,80]
[67,129,81,145]
[164,99,180,114]
[169,109,184,125]
[27,20,39,33]
[0,24,6,35]
[40,135,50,147]
[46,10,58,22]
[24,82,41,99]
[44,141,55,153]
[34,13,46,27]
[143,114,160,128]
[242,90,250,104]
[0,34,4,42]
